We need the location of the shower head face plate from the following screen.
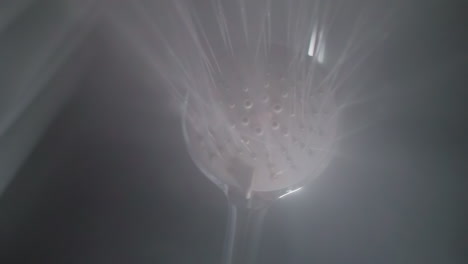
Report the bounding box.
[182,45,338,195]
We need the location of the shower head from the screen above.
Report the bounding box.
[182,45,340,201]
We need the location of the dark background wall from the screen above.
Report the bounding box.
[0,0,467,263]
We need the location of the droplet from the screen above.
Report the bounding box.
[262,95,270,103]
[281,91,288,98]
[243,87,249,92]
[282,128,289,137]
[242,117,249,126]
[271,170,283,179]
[241,137,250,145]
[244,100,253,109]
[229,103,236,109]
[273,104,283,113]
[272,121,280,130]
[255,127,263,136]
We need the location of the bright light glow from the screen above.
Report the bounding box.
[278,187,303,199]
[308,28,325,63]
[308,29,318,57]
